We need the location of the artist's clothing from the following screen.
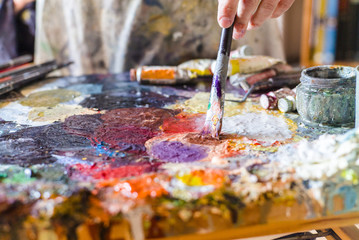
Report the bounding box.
[0,0,36,64]
[0,0,17,63]
[35,0,285,76]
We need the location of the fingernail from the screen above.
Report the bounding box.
[219,17,232,28]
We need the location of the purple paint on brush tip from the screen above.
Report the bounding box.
[213,75,222,98]
[151,141,208,163]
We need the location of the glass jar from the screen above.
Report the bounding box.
[296,65,356,127]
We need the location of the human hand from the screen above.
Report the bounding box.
[13,0,35,13]
[218,0,295,39]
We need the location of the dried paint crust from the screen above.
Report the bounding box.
[0,74,355,240]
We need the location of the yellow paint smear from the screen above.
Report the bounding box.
[0,102,10,109]
[28,105,102,122]
[20,89,81,107]
[168,92,262,117]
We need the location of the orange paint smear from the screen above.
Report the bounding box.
[178,169,227,188]
[98,174,169,199]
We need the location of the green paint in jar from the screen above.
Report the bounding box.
[296,65,356,127]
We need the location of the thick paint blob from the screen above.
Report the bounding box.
[150,141,208,163]
[221,112,293,145]
[20,89,81,107]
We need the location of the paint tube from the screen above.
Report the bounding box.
[278,96,296,113]
[211,55,284,76]
[260,87,296,111]
[177,59,215,77]
[230,69,277,91]
[130,66,197,85]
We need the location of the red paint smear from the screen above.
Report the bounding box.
[161,113,205,133]
[94,124,158,152]
[96,125,157,145]
[69,162,161,180]
[101,108,179,130]
[93,108,179,152]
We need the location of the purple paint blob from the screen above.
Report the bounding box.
[213,75,222,98]
[151,141,208,163]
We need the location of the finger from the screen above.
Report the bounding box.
[249,0,280,28]
[218,0,240,28]
[233,19,248,39]
[235,0,261,33]
[271,0,295,18]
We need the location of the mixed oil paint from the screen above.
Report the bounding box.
[0,73,357,240]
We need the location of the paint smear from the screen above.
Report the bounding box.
[69,162,160,181]
[20,89,81,107]
[221,112,293,145]
[98,174,168,200]
[168,92,261,117]
[28,105,101,122]
[80,91,184,110]
[66,83,103,95]
[95,124,158,152]
[64,114,103,138]
[161,113,205,133]
[150,141,208,163]
[176,169,226,188]
[101,108,178,130]
[93,108,179,152]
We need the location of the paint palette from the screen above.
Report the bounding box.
[0,73,357,240]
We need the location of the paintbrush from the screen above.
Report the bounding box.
[0,55,33,72]
[0,60,56,79]
[202,22,234,138]
[0,61,73,96]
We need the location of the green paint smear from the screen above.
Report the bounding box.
[2,172,35,184]
[20,89,81,107]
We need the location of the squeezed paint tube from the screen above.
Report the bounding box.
[130,66,197,85]
[211,55,284,76]
[260,87,296,111]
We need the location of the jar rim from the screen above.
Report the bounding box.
[301,65,356,87]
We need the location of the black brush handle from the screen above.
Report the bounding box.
[219,22,235,56]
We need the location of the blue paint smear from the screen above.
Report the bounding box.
[95,141,126,158]
[66,84,103,95]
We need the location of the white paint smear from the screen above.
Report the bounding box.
[221,112,292,145]
[274,128,359,180]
